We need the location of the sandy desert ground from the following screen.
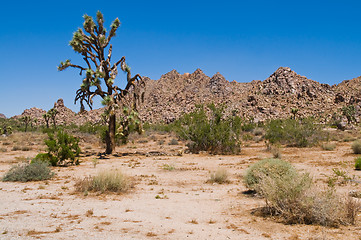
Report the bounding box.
[0,131,361,240]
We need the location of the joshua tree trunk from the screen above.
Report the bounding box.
[106,113,116,154]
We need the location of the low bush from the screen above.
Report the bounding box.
[352,140,361,154]
[244,159,360,226]
[265,118,325,147]
[244,158,297,191]
[35,130,81,166]
[75,169,133,193]
[176,104,242,154]
[209,169,229,184]
[2,160,54,182]
[322,142,336,151]
[355,157,361,170]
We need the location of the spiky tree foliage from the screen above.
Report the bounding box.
[48,108,58,129]
[43,113,51,129]
[58,11,144,154]
[291,108,299,120]
[21,116,31,132]
[342,105,356,124]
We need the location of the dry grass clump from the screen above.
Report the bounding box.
[75,169,133,194]
[2,160,54,182]
[245,158,360,226]
[209,168,229,184]
[322,142,336,151]
[352,140,361,154]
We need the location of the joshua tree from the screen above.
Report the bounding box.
[291,108,299,120]
[342,105,356,124]
[21,116,32,132]
[48,108,58,129]
[58,11,144,154]
[43,113,51,128]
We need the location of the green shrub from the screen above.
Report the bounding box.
[355,157,361,170]
[37,130,81,166]
[265,118,324,147]
[244,158,297,191]
[352,140,361,154]
[75,169,132,193]
[2,160,54,182]
[176,104,242,154]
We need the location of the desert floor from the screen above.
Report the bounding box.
[0,131,361,240]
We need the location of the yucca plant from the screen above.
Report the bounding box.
[59,11,144,154]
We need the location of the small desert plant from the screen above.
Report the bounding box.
[355,157,361,170]
[75,169,132,193]
[270,145,282,159]
[252,128,264,136]
[2,160,54,182]
[351,140,361,154]
[35,130,81,166]
[322,142,336,151]
[209,168,229,184]
[168,139,179,145]
[11,146,21,151]
[162,163,175,171]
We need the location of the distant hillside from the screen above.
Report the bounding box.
[13,67,361,125]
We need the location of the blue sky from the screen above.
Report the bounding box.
[1,0,361,117]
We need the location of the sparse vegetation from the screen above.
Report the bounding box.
[2,160,54,182]
[168,139,179,145]
[351,140,361,154]
[322,142,336,151]
[209,168,229,184]
[75,169,133,193]
[162,163,176,171]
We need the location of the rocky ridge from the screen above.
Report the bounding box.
[12,67,361,125]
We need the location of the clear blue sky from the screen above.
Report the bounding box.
[1,0,360,117]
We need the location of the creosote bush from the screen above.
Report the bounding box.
[75,169,133,194]
[355,157,361,170]
[244,158,360,226]
[244,158,297,190]
[34,130,81,166]
[351,140,361,154]
[176,104,242,154]
[265,118,325,147]
[2,160,54,182]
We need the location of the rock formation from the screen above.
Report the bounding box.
[12,67,361,125]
